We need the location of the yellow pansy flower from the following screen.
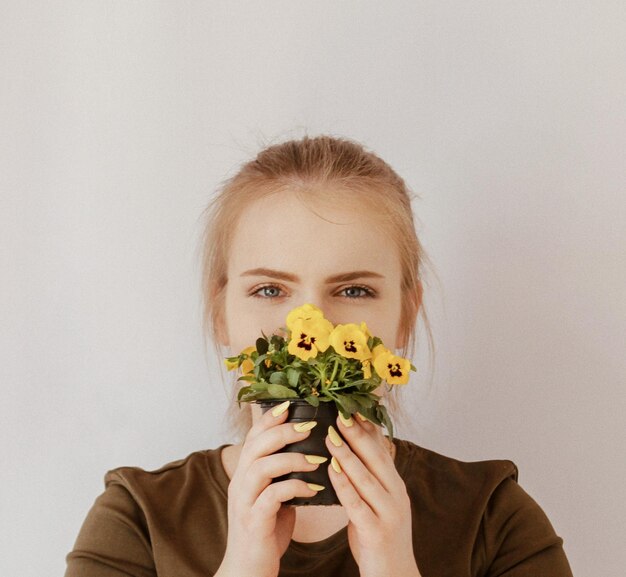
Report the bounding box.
[239,345,256,375]
[371,343,390,363]
[329,323,371,361]
[223,358,239,371]
[372,349,411,385]
[288,317,333,361]
[286,303,327,331]
[360,321,372,340]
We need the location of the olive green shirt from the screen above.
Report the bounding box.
[64,439,573,577]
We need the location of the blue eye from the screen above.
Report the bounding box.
[250,284,375,299]
[251,284,283,298]
[340,285,375,299]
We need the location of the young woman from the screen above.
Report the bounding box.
[65,136,573,577]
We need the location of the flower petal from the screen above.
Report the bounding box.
[285,303,327,331]
[288,317,334,361]
[329,323,371,361]
[373,351,411,385]
[223,358,239,371]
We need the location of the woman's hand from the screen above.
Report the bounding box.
[217,401,325,577]
[326,414,422,577]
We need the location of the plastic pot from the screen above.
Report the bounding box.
[257,399,345,506]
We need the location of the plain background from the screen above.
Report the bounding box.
[1,2,624,576]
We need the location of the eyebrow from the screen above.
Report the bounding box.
[240,268,384,284]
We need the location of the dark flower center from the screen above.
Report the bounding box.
[344,340,357,353]
[298,333,316,351]
[387,362,403,377]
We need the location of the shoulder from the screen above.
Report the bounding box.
[393,438,520,539]
[66,447,232,575]
[393,437,521,534]
[393,438,518,498]
[103,445,230,506]
[393,439,572,576]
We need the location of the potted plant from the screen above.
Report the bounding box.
[224,303,416,505]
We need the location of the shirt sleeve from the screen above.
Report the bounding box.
[64,478,157,577]
[480,474,573,577]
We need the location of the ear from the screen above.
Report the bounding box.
[395,280,423,350]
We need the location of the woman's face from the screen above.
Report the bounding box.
[222,190,406,357]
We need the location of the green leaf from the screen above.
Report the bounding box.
[335,394,360,415]
[267,384,299,399]
[251,382,270,391]
[353,394,376,408]
[269,371,288,385]
[287,368,300,387]
[304,395,320,407]
[356,406,375,423]
[270,334,285,348]
[242,387,275,402]
[333,397,347,416]
[376,405,394,441]
[339,379,372,388]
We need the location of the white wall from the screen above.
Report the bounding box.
[1,2,624,576]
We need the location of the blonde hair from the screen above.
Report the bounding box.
[197,135,437,440]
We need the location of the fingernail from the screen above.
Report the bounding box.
[328,425,343,447]
[356,412,368,422]
[306,483,325,492]
[271,400,291,417]
[331,456,342,473]
[304,455,328,464]
[338,413,354,427]
[294,421,317,433]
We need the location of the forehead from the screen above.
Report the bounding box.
[228,191,402,278]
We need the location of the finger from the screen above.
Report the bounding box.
[335,416,401,494]
[245,400,292,442]
[325,425,392,517]
[239,400,292,467]
[355,411,378,432]
[340,412,386,450]
[239,420,317,470]
[327,457,377,526]
[251,479,325,522]
[240,452,327,508]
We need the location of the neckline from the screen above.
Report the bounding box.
[289,523,349,553]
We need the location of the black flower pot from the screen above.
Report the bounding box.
[258,399,345,506]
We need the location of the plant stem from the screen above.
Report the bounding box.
[329,357,339,384]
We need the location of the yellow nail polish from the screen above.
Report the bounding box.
[328,425,343,447]
[294,421,317,433]
[304,455,328,464]
[331,456,342,473]
[339,413,354,427]
[271,400,291,417]
[306,483,325,492]
[356,412,368,422]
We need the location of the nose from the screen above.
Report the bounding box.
[299,289,324,311]
[297,290,338,324]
